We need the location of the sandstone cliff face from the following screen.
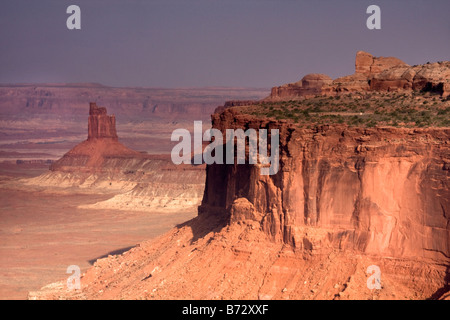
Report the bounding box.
[354,51,407,76]
[325,51,408,94]
[200,108,450,262]
[370,61,450,95]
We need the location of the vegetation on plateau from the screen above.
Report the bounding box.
[242,91,450,128]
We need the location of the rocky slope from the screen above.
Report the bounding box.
[28,212,449,300]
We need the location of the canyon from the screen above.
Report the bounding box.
[0,86,267,299]
[28,109,450,298]
[2,52,449,300]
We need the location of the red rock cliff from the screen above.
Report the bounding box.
[199,108,450,263]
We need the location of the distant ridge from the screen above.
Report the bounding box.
[268,51,450,100]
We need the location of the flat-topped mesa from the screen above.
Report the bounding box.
[88,102,118,140]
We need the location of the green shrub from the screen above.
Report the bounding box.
[437,107,450,115]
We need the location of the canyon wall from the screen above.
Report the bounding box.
[199,108,450,262]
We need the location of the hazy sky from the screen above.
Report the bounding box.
[1,0,449,88]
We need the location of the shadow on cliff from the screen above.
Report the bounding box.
[87,246,136,265]
[427,265,450,300]
[175,209,230,244]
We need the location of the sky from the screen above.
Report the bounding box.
[0,0,449,88]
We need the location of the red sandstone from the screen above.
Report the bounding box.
[269,51,450,99]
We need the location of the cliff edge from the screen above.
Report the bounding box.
[201,109,449,262]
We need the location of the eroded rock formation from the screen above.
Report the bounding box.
[26,103,205,211]
[270,73,333,100]
[50,102,139,172]
[269,51,450,99]
[370,61,450,95]
[354,51,407,76]
[88,102,118,140]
